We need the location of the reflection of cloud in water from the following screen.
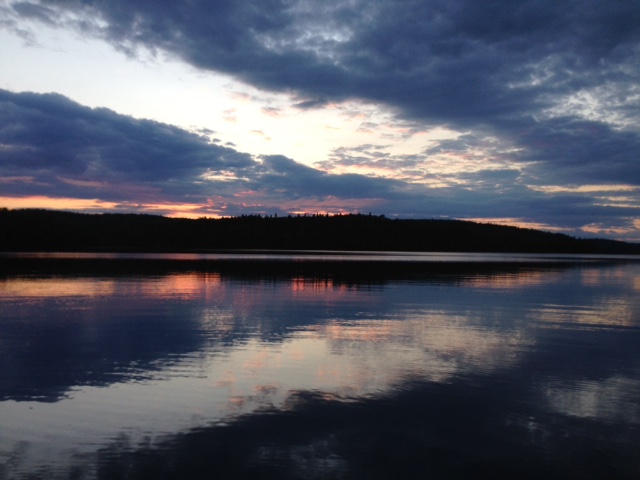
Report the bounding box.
[0,311,535,472]
[2,261,640,478]
[543,376,640,424]
[319,315,533,383]
[459,269,563,289]
[192,314,535,418]
[534,297,638,328]
[580,265,635,289]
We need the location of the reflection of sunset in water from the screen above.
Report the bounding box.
[1,259,639,477]
[580,265,635,288]
[0,277,118,297]
[459,269,562,289]
[292,276,335,292]
[0,273,223,299]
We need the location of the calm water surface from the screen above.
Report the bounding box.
[1,253,639,479]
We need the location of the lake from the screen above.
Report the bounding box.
[1,252,639,479]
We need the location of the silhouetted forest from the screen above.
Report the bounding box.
[1,208,639,254]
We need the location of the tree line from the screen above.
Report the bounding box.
[1,208,639,254]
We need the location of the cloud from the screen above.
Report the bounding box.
[2,88,639,239]
[8,1,637,116]
[255,154,410,201]
[261,106,283,118]
[6,1,638,183]
[250,129,271,141]
[508,117,640,185]
[0,89,254,202]
[0,90,416,217]
[2,0,640,239]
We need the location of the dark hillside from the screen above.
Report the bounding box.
[1,208,639,254]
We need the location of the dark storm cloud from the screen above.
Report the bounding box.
[8,0,637,116]
[0,89,255,201]
[7,0,639,189]
[0,89,253,175]
[509,117,640,185]
[255,154,408,200]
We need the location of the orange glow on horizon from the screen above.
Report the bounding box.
[0,196,119,211]
[464,217,569,233]
[0,196,227,219]
[0,194,386,219]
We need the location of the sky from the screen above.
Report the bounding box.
[0,0,639,241]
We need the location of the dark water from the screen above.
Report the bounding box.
[1,253,639,479]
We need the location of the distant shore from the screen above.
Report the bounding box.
[2,208,640,255]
